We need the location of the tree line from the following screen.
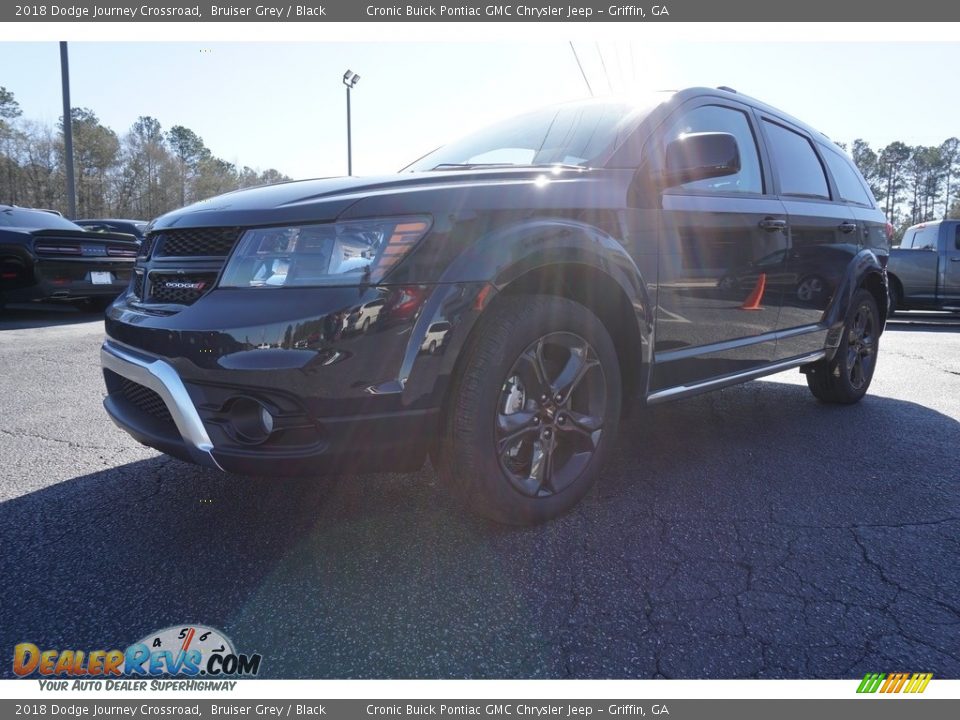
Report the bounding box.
[841,137,960,237]
[3,84,959,235]
[0,86,290,220]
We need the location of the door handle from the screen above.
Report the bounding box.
[838,221,858,234]
[759,218,787,232]
[951,257,960,262]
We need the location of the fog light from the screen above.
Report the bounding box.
[260,406,274,435]
[228,397,275,445]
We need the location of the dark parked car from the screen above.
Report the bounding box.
[75,218,149,241]
[100,87,890,524]
[887,219,960,312]
[0,205,139,309]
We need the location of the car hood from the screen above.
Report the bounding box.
[149,168,592,230]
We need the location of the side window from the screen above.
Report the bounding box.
[662,105,763,194]
[822,147,873,206]
[763,120,830,199]
[955,225,960,250]
[902,226,938,250]
[913,225,938,251]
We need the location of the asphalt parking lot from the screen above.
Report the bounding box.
[0,303,957,679]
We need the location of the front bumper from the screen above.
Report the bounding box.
[101,340,222,470]
[101,281,489,474]
[101,338,441,476]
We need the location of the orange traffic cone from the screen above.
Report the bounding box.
[740,272,767,311]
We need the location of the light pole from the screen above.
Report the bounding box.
[342,70,360,176]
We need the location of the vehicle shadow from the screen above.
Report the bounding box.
[0,302,106,331]
[0,380,957,679]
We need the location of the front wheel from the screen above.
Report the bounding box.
[806,288,880,404]
[440,295,622,525]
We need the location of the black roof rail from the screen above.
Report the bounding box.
[717,86,738,93]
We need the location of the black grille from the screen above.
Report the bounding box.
[131,271,144,300]
[155,228,240,257]
[138,234,155,259]
[148,272,217,305]
[120,378,173,424]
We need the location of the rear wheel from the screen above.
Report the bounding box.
[440,295,621,525]
[806,288,879,404]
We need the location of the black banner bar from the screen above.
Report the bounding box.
[3,1,960,22]
[1,700,959,720]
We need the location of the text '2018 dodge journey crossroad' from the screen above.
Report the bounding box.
[101,87,890,524]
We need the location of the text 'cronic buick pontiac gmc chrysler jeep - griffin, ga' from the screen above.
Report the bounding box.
[101,87,891,524]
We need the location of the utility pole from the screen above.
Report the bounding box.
[60,42,77,218]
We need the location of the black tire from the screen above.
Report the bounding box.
[806,288,880,404]
[440,294,621,525]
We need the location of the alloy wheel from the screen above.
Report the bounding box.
[846,302,876,390]
[495,332,607,498]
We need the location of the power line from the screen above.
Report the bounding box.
[569,42,593,97]
[613,42,626,92]
[596,42,613,94]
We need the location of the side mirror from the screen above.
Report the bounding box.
[662,132,741,188]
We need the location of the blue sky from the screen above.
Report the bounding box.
[0,41,957,180]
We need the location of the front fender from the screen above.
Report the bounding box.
[401,218,654,409]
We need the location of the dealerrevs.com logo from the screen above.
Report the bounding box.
[13,625,261,686]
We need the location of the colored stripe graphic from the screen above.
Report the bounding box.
[857,672,932,693]
[857,673,885,693]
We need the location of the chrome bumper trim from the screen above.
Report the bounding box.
[100,340,223,470]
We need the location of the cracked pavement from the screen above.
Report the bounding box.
[0,304,958,679]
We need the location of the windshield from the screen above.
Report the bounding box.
[404,98,661,172]
[0,207,84,231]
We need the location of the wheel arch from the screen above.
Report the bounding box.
[413,218,654,450]
[489,262,647,406]
[822,249,888,353]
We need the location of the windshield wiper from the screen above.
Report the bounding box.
[430,162,587,171]
[431,163,520,171]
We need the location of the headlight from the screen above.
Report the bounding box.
[219,216,431,288]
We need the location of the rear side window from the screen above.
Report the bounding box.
[902,225,939,250]
[662,105,763,194]
[956,224,960,250]
[822,147,873,206]
[763,120,830,199]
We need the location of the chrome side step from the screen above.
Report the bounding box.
[646,351,826,405]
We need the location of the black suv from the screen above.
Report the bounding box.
[101,88,890,524]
